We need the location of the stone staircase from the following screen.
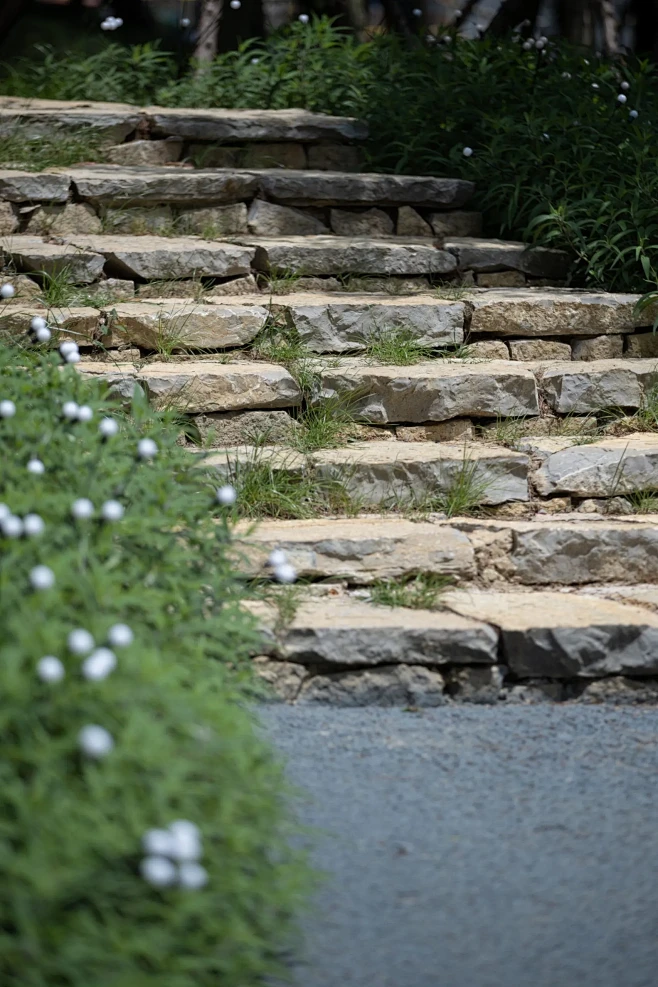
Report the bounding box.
[2,99,658,707]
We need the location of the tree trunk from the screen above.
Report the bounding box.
[195,0,223,64]
[487,0,542,34]
[599,0,620,52]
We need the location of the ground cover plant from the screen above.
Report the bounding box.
[0,329,309,987]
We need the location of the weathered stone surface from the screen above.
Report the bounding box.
[251,597,498,666]
[204,274,260,297]
[0,304,100,340]
[625,332,658,358]
[313,441,529,506]
[572,335,624,361]
[306,144,362,172]
[538,360,656,413]
[330,207,394,237]
[279,293,464,353]
[67,166,259,205]
[256,171,474,208]
[0,272,40,299]
[241,143,306,170]
[503,681,565,703]
[445,238,570,278]
[444,588,658,678]
[5,236,105,283]
[195,409,297,446]
[252,657,309,702]
[575,496,633,514]
[396,419,474,442]
[63,234,254,280]
[102,205,173,235]
[107,301,268,350]
[135,361,301,413]
[468,340,510,359]
[178,203,248,236]
[0,200,19,234]
[446,665,506,703]
[509,339,572,361]
[106,139,182,166]
[289,276,341,293]
[247,235,457,277]
[77,361,137,402]
[574,676,658,704]
[0,169,70,202]
[476,271,526,288]
[397,206,432,237]
[531,434,658,498]
[0,97,141,141]
[298,664,447,706]
[234,516,476,582]
[25,202,102,235]
[82,278,135,301]
[318,360,539,423]
[469,289,646,337]
[187,145,238,168]
[430,210,483,239]
[145,106,368,143]
[247,199,328,236]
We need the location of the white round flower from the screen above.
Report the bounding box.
[37,655,65,683]
[99,416,119,437]
[180,16,191,27]
[0,283,15,299]
[143,828,176,857]
[101,500,124,522]
[68,628,95,655]
[522,40,533,50]
[59,341,78,358]
[298,13,309,23]
[62,400,79,420]
[251,57,260,64]
[562,71,571,79]
[29,565,55,590]
[0,503,10,520]
[0,399,16,418]
[82,647,117,681]
[23,513,45,536]
[274,562,297,584]
[629,109,639,120]
[35,326,51,343]
[169,820,202,861]
[72,498,94,520]
[31,316,47,332]
[178,862,208,890]
[462,146,473,157]
[268,548,288,568]
[137,437,158,460]
[107,623,134,647]
[27,458,45,475]
[617,93,627,104]
[591,82,599,89]
[114,16,123,26]
[77,405,93,422]
[216,484,236,506]
[78,724,114,758]
[230,0,241,7]
[140,855,177,887]
[535,39,545,49]
[621,81,630,91]
[412,8,422,15]
[2,515,23,538]
[66,351,81,365]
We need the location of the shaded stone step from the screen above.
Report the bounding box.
[66,167,260,205]
[240,171,473,208]
[445,239,570,279]
[524,434,658,498]
[245,235,458,276]
[469,288,655,336]
[0,98,143,141]
[0,169,70,202]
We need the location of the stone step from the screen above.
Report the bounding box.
[233,515,658,586]
[522,434,658,499]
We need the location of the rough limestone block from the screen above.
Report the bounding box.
[443,589,658,678]
[25,202,102,235]
[204,274,260,297]
[241,143,306,169]
[247,199,328,236]
[396,420,474,442]
[568,335,623,361]
[194,410,297,447]
[430,211,483,238]
[0,98,141,141]
[178,204,248,236]
[318,360,539,423]
[106,140,182,166]
[247,235,458,276]
[298,664,447,706]
[445,665,506,703]
[67,166,259,205]
[538,360,647,413]
[532,434,658,498]
[234,517,476,583]
[0,305,100,340]
[330,207,394,237]
[250,597,498,666]
[5,236,105,284]
[476,271,526,288]
[306,144,362,172]
[279,294,464,353]
[107,301,268,350]
[0,273,40,300]
[102,205,173,235]
[77,361,137,402]
[313,441,529,506]
[135,361,301,413]
[508,339,572,361]
[83,278,135,301]
[187,145,239,168]
[575,676,658,704]
[396,206,433,237]
[0,169,70,202]
[145,106,368,143]
[0,200,19,234]
[468,340,510,359]
[445,238,570,277]
[252,657,309,702]
[255,170,474,208]
[63,234,254,281]
[625,332,658,358]
[469,289,646,337]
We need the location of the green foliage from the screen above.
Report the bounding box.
[0,125,104,171]
[364,324,435,365]
[370,572,451,609]
[0,341,309,986]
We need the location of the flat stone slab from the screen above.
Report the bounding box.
[445,239,570,278]
[107,300,268,350]
[318,359,539,423]
[537,360,658,413]
[245,236,458,276]
[61,234,254,280]
[144,106,368,143]
[65,166,259,205]
[251,170,474,208]
[234,517,476,582]
[468,289,653,336]
[0,304,100,340]
[0,169,70,202]
[249,597,498,667]
[313,441,529,506]
[272,292,465,352]
[134,361,301,413]
[3,236,105,283]
[530,434,658,498]
[443,589,658,678]
[0,97,142,141]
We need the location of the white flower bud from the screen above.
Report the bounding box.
[591,82,599,89]
[31,316,47,332]
[412,8,421,15]
[107,623,133,647]
[2,515,24,537]
[180,17,191,27]
[23,513,45,536]
[462,146,473,157]
[620,81,630,91]
[37,655,65,683]
[114,16,123,26]
[27,458,45,475]
[62,401,79,419]
[78,724,114,758]
[629,109,639,119]
[99,417,119,437]
[35,326,51,343]
[169,820,202,861]
[77,405,93,422]
[82,647,117,681]
[59,341,78,358]
[535,39,545,49]
[0,399,16,418]
[230,0,241,7]
[66,351,81,364]
[178,862,208,889]
[251,57,260,64]
[268,548,288,567]
[137,437,158,460]
[72,498,94,520]
[274,562,297,584]
[562,71,571,79]
[143,828,176,856]
[141,856,177,887]
[0,283,15,299]
[29,565,55,590]
[68,628,95,655]
[216,484,236,506]
[617,93,627,104]
[0,503,10,520]
[522,40,533,50]
[298,12,309,22]
[101,500,124,521]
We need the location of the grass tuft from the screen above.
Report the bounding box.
[370,572,452,609]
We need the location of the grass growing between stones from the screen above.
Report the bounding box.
[429,455,493,518]
[363,324,435,366]
[0,125,105,171]
[370,572,452,610]
[628,490,658,514]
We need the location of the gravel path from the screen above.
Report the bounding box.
[260,705,658,987]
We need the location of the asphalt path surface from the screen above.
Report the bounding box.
[260,704,658,987]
